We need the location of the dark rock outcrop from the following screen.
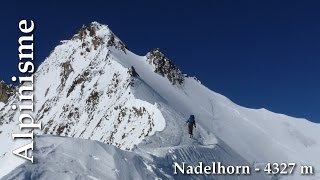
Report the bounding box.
[128,66,139,78]
[146,48,184,85]
[74,22,126,53]
[0,81,14,103]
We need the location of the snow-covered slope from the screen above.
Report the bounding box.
[1,22,319,179]
[2,136,159,180]
[2,136,268,180]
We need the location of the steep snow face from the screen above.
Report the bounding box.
[0,22,166,177]
[1,22,320,180]
[2,22,165,150]
[107,36,320,175]
[100,24,320,179]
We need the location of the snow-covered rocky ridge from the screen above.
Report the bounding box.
[0,22,320,180]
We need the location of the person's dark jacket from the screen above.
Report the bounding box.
[186,115,196,128]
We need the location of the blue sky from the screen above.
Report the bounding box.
[0,0,319,122]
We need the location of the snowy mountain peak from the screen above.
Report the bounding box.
[71,22,126,53]
[0,21,168,158]
[68,22,184,85]
[146,48,184,85]
[89,21,107,29]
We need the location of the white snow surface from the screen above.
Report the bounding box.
[0,22,320,180]
[1,136,268,180]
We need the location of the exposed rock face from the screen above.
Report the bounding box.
[128,66,139,78]
[146,48,184,85]
[73,22,126,53]
[0,81,14,103]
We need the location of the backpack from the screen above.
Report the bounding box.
[188,115,195,124]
